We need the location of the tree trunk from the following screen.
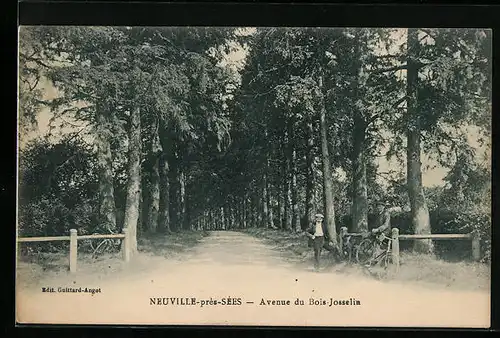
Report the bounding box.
[170,156,182,232]
[407,28,434,254]
[158,153,171,233]
[305,117,315,230]
[225,203,229,230]
[318,74,340,253]
[137,187,144,237]
[146,117,162,233]
[123,105,142,254]
[351,34,369,233]
[277,181,284,229]
[241,198,244,229]
[243,196,248,228]
[284,126,292,231]
[147,156,160,232]
[285,178,293,231]
[179,170,187,229]
[221,206,226,230]
[351,114,368,233]
[96,110,117,233]
[249,197,254,228]
[285,154,293,231]
[267,180,275,229]
[262,173,269,228]
[257,187,262,228]
[168,159,178,231]
[231,205,236,229]
[291,148,300,232]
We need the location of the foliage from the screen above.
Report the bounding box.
[18,27,48,133]
[18,136,99,238]
[17,27,491,261]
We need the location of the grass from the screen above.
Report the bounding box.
[393,252,490,291]
[242,227,490,292]
[243,227,314,263]
[137,230,209,259]
[16,230,210,289]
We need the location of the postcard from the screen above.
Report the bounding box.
[16,26,491,327]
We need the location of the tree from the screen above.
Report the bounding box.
[18,28,46,135]
[18,26,490,266]
[406,28,433,253]
[18,136,99,238]
[373,28,490,253]
[234,27,345,253]
[26,26,134,234]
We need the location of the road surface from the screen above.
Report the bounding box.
[16,231,490,327]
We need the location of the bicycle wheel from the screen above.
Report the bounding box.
[346,245,353,263]
[341,238,351,263]
[374,253,393,279]
[385,249,394,266]
[355,239,375,265]
[381,239,393,268]
[92,240,110,260]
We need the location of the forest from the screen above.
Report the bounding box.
[18,27,491,261]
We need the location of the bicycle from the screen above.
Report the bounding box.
[80,231,122,260]
[354,230,394,278]
[90,236,121,260]
[341,232,364,264]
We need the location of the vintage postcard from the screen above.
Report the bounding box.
[16,26,491,327]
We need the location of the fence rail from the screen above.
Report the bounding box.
[17,228,131,273]
[398,233,472,240]
[77,234,126,240]
[17,236,71,242]
[339,227,481,271]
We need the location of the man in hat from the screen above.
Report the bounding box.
[305,213,326,271]
[371,205,401,236]
[365,205,401,266]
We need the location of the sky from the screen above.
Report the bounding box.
[19,27,490,189]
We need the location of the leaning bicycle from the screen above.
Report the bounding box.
[80,230,121,260]
[91,236,121,260]
[354,229,394,277]
[341,232,364,264]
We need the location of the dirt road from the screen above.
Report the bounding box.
[16,231,490,327]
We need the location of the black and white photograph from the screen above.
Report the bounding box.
[16,26,491,327]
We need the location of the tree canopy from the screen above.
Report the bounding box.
[18,27,491,260]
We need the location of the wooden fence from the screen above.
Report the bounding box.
[17,228,131,273]
[339,227,481,269]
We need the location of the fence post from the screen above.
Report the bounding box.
[391,228,400,270]
[472,231,481,262]
[122,228,130,262]
[69,229,78,273]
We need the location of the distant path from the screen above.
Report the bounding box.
[17,231,490,327]
[181,230,301,268]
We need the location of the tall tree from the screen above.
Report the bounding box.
[406,28,433,252]
[350,30,369,233]
[317,72,339,252]
[123,102,142,252]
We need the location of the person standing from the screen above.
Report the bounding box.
[366,205,401,266]
[305,213,326,271]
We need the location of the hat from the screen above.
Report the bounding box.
[314,214,324,219]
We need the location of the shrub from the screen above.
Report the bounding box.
[18,136,100,249]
